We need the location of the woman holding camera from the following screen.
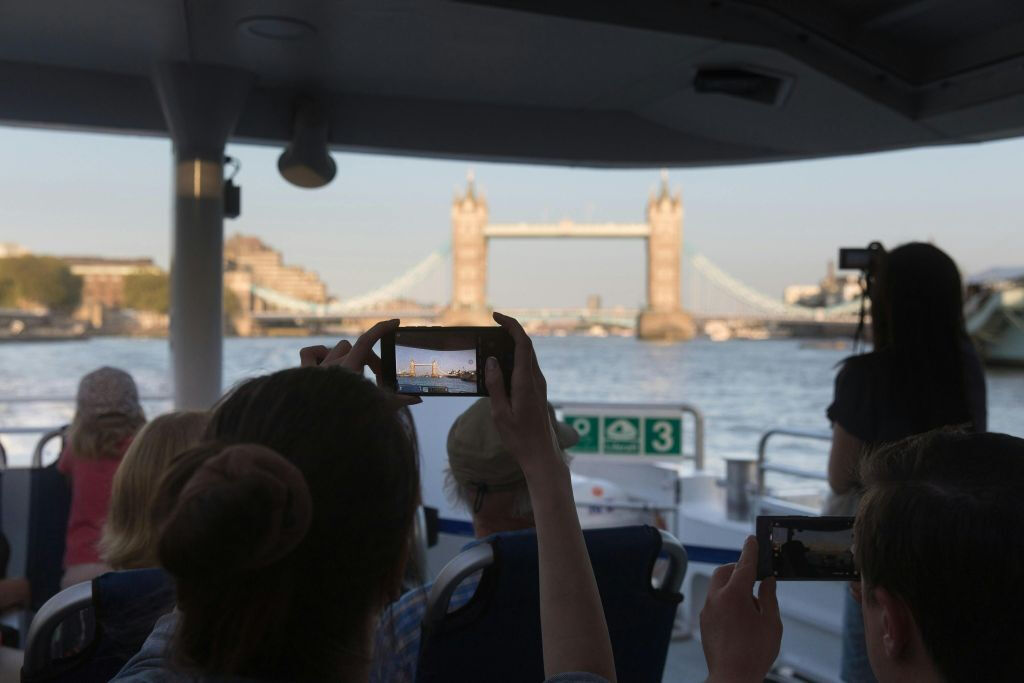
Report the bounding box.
[826,242,986,682]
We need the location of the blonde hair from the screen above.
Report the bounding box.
[68,412,146,460]
[100,411,209,570]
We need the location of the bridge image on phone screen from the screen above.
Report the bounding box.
[770,521,855,580]
[395,331,478,395]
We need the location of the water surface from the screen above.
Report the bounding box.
[1,337,1021,479]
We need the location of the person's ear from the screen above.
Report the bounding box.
[874,586,912,660]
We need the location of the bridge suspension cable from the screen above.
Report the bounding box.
[251,244,450,314]
[685,251,862,319]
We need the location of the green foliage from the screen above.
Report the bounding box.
[125,272,243,321]
[0,277,14,307]
[123,272,170,314]
[0,256,82,311]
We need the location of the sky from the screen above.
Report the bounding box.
[1,124,1022,308]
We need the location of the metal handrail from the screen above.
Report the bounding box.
[32,426,67,468]
[553,401,706,470]
[756,428,832,494]
[0,424,67,469]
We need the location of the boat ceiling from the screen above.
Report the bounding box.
[2,0,1024,166]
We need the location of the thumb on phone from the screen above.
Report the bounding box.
[485,356,509,414]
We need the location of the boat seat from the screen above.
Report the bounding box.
[416,525,686,683]
[21,568,175,683]
[24,464,71,612]
[0,430,71,615]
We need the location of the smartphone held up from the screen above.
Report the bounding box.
[380,326,514,397]
[756,516,859,581]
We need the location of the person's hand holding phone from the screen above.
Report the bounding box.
[484,311,616,681]
[484,312,562,477]
[701,536,782,683]
[299,319,421,404]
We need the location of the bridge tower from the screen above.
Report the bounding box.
[637,172,696,340]
[444,170,493,325]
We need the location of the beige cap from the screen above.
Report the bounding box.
[447,398,579,490]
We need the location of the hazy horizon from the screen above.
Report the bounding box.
[2,124,1021,309]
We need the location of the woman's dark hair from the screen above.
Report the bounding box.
[154,367,420,680]
[865,242,972,431]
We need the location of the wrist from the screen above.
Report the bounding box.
[519,446,570,481]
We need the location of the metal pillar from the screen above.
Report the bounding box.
[154,64,252,409]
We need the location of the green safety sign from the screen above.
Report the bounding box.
[644,417,682,455]
[565,415,599,453]
[602,416,641,454]
[561,411,684,457]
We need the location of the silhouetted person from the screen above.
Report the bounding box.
[778,539,811,578]
[825,243,986,682]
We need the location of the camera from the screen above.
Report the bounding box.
[380,326,514,397]
[756,515,859,581]
[838,241,884,272]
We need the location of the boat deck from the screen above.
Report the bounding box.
[664,636,709,681]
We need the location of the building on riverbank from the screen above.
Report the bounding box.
[223,234,329,310]
[63,256,162,330]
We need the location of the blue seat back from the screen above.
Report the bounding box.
[25,463,71,611]
[88,568,176,680]
[416,525,682,683]
[21,568,175,683]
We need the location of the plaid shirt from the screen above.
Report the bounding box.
[371,549,482,683]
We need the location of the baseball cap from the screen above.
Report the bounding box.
[447,398,578,491]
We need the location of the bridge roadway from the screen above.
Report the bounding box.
[483,222,650,239]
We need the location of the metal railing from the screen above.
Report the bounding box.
[756,428,832,495]
[0,395,171,468]
[0,425,67,468]
[553,401,706,470]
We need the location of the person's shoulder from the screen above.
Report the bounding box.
[839,349,892,375]
[376,582,432,640]
[111,612,179,681]
[834,350,895,390]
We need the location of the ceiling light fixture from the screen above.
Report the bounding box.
[278,100,336,189]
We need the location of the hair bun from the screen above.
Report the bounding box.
[159,443,312,578]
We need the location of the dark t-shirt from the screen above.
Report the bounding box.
[826,343,987,445]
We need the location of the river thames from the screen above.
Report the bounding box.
[1,336,1021,474]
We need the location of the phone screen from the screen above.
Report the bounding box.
[380,327,514,396]
[756,516,858,581]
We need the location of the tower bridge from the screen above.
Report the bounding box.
[405,360,441,378]
[241,172,861,337]
[445,171,694,340]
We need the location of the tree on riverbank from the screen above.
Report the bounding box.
[0,256,82,311]
[124,271,243,320]
[124,272,170,314]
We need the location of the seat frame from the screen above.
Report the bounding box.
[22,580,92,676]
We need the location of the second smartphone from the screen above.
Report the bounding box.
[756,515,859,581]
[379,326,514,397]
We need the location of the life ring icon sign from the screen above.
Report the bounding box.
[565,415,599,453]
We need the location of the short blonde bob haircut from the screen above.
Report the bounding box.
[100,410,209,570]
